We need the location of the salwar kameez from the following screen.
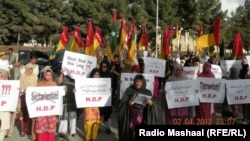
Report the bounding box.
[84,107,101,141]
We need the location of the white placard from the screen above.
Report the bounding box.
[0,80,20,112]
[26,86,65,118]
[165,80,199,109]
[197,78,225,103]
[133,93,152,106]
[183,67,198,80]
[226,79,250,105]
[75,78,111,108]
[62,51,97,79]
[120,73,154,99]
[143,57,166,77]
[220,60,241,78]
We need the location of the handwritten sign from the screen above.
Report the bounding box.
[134,93,152,106]
[144,57,166,77]
[0,80,20,112]
[183,67,198,80]
[226,79,250,105]
[62,51,97,79]
[165,80,199,109]
[75,78,111,108]
[197,78,225,103]
[120,73,154,99]
[26,86,65,118]
[220,60,241,78]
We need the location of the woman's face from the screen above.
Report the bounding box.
[30,57,37,64]
[44,71,53,81]
[26,67,33,75]
[175,68,183,76]
[93,72,100,78]
[135,79,143,89]
[101,63,108,71]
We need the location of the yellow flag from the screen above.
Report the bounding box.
[196,33,216,48]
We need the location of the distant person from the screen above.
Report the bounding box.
[6,48,17,80]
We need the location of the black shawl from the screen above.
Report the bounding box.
[117,74,157,141]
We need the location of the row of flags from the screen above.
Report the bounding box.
[196,17,243,60]
[49,15,244,61]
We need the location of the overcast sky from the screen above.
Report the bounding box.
[220,0,245,16]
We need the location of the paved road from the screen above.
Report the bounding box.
[5,92,163,141]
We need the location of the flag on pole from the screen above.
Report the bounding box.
[219,39,225,58]
[126,22,136,46]
[128,33,137,61]
[84,19,94,56]
[232,30,243,60]
[65,26,83,52]
[117,17,127,54]
[196,18,221,56]
[160,27,172,59]
[93,28,105,50]
[49,27,69,60]
[107,9,118,60]
[138,26,149,48]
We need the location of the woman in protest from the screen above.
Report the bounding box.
[82,68,102,141]
[195,62,216,125]
[35,68,58,141]
[56,68,77,138]
[0,69,11,141]
[223,66,243,120]
[99,59,113,134]
[118,74,157,141]
[163,64,190,125]
[17,63,38,139]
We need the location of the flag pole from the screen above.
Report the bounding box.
[155,0,159,58]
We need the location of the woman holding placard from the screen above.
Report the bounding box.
[0,69,11,141]
[164,64,189,125]
[118,74,157,141]
[83,68,102,141]
[35,68,57,141]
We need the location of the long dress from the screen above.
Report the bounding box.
[195,62,216,124]
[118,74,157,141]
[164,65,189,125]
[18,63,38,137]
[35,68,57,141]
[83,68,101,141]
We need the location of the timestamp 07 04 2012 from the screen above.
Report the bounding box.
[172,117,236,125]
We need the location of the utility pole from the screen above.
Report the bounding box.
[155,0,159,58]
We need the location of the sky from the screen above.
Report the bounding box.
[220,0,245,17]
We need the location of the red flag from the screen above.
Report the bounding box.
[126,22,135,46]
[198,25,204,37]
[113,9,117,22]
[233,30,243,59]
[162,27,173,56]
[85,19,94,47]
[93,28,105,50]
[72,26,83,48]
[138,26,148,48]
[213,18,221,45]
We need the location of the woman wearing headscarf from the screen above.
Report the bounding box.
[223,66,243,119]
[83,68,102,141]
[99,59,113,134]
[163,64,189,125]
[118,74,157,141]
[35,68,57,141]
[238,59,250,121]
[195,62,216,124]
[17,63,38,138]
[0,69,11,141]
